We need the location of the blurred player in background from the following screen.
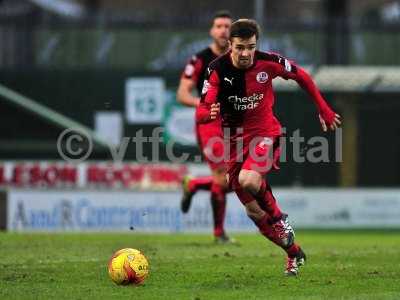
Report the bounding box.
[177,11,233,243]
[197,19,341,275]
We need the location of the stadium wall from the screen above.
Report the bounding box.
[0,71,340,186]
[1,71,400,186]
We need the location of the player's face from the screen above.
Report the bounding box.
[210,17,231,49]
[230,35,257,69]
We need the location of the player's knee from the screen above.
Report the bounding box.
[219,175,229,190]
[213,169,228,189]
[219,179,228,190]
[238,173,259,194]
[216,173,227,186]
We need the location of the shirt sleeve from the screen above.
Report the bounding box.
[195,68,220,123]
[181,55,203,85]
[272,55,336,125]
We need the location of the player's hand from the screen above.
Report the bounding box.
[319,113,341,132]
[210,103,220,120]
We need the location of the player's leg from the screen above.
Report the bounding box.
[205,129,233,242]
[201,121,234,242]
[181,122,214,213]
[239,170,295,247]
[210,166,231,242]
[234,186,305,275]
[182,167,231,242]
[182,120,233,242]
[239,136,288,234]
[186,176,214,193]
[235,137,305,275]
[234,185,294,249]
[246,197,306,271]
[238,170,282,221]
[181,175,213,213]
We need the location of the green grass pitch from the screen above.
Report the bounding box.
[1,231,399,299]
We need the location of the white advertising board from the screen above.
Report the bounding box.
[7,190,252,232]
[6,189,400,232]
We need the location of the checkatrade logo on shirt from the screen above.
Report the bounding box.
[228,93,264,111]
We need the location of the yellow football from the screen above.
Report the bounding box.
[108,248,149,285]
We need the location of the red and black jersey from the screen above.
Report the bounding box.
[181,47,218,96]
[197,50,336,138]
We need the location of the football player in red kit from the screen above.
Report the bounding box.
[177,11,233,243]
[197,19,341,275]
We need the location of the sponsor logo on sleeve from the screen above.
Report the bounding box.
[184,64,195,77]
[284,59,292,72]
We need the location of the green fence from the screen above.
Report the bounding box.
[30,29,400,69]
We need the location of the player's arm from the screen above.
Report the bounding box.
[294,67,341,131]
[177,78,200,107]
[274,57,341,131]
[196,70,220,123]
[177,56,203,107]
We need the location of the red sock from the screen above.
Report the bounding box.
[255,214,301,257]
[210,182,227,237]
[255,214,283,246]
[188,176,213,193]
[254,181,282,222]
[286,243,301,258]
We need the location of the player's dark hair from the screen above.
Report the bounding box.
[211,10,233,26]
[229,19,260,41]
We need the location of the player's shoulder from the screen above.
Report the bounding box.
[208,52,230,71]
[194,47,215,62]
[255,50,285,63]
[256,50,297,72]
[185,48,208,65]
